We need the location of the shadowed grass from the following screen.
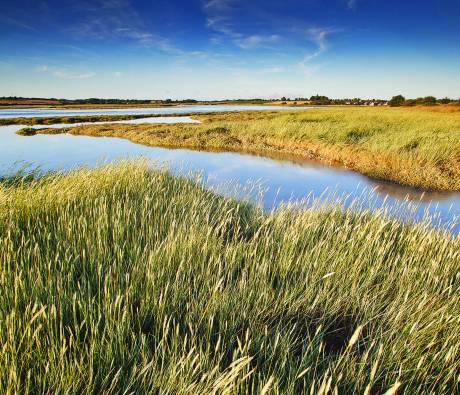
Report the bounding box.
[16,106,460,191]
[0,162,459,394]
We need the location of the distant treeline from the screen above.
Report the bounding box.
[387,95,460,107]
[0,97,274,106]
[282,95,387,105]
[282,95,460,106]
[0,96,200,105]
[1,95,459,107]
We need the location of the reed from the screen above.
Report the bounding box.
[1,162,459,394]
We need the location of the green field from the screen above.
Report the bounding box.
[18,106,460,191]
[1,162,459,393]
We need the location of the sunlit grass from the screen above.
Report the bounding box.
[1,162,459,393]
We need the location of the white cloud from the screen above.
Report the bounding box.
[347,0,357,9]
[203,0,235,11]
[298,27,336,76]
[37,64,95,79]
[206,16,240,39]
[236,34,280,49]
[202,1,339,77]
[298,62,323,76]
[266,66,284,73]
[204,2,282,50]
[53,71,96,79]
[305,27,333,52]
[69,0,184,56]
[115,28,183,54]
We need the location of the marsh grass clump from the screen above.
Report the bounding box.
[0,162,459,394]
[16,127,37,136]
[0,113,181,126]
[206,126,230,134]
[345,129,371,144]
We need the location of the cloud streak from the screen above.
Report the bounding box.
[236,34,280,49]
[203,0,282,50]
[68,0,184,55]
[38,65,96,79]
[347,0,357,9]
[202,1,339,77]
[299,27,336,75]
[115,28,183,54]
[53,71,96,79]
[0,15,36,31]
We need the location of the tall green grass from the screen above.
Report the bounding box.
[1,162,459,394]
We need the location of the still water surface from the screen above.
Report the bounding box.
[0,105,310,119]
[1,113,459,233]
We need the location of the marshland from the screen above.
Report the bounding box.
[1,103,460,394]
[14,105,460,191]
[1,161,459,394]
[2,0,460,392]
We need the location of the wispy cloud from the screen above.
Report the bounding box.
[203,1,339,77]
[347,0,357,10]
[306,28,330,51]
[203,0,282,50]
[236,34,280,49]
[53,71,96,79]
[203,0,240,32]
[267,66,284,73]
[115,28,183,54]
[0,16,36,32]
[261,66,285,74]
[203,0,235,12]
[68,0,184,55]
[299,27,336,75]
[38,64,95,79]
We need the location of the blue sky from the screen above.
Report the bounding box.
[0,0,459,99]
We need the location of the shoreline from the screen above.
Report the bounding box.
[8,106,460,192]
[14,128,457,193]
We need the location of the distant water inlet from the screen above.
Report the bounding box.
[0,104,312,119]
[1,112,460,233]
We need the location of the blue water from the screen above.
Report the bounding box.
[0,105,311,119]
[1,117,459,233]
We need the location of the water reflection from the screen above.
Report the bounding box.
[1,120,459,233]
[0,105,311,119]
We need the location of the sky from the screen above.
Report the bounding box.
[0,0,459,100]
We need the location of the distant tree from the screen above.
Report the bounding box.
[422,96,437,105]
[438,97,451,104]
[310,95,331,105]
[280,97,287,101]
[414,96,437,106]
[388,95,405,107]
[403,99,417,106]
